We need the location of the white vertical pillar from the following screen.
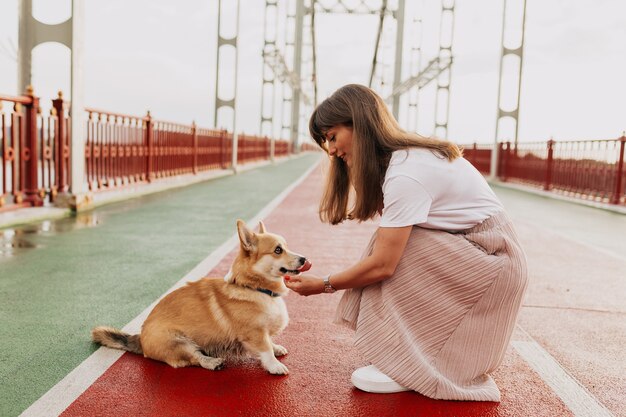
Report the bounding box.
[290,0,304,153]
[214,0,241,172]
[231,1,240,172]
[434,0,455,139]
[70,0,87,198]
[17,0,89,208]
[492,0,527,179]
[17,1,33,93]
[391,0,405,120]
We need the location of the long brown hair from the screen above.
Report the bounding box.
[309,84,462,225]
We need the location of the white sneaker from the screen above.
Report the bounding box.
[351,365,411,393]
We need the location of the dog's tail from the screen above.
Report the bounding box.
[91,326,143,355]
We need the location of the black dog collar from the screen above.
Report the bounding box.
[256,288,281,297]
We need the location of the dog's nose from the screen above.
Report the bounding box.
[297,258,312,272]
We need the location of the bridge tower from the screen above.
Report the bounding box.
[491,0,527,177]
[261,0,410,151]
[262,0,455,145]
[18,0,88,204]
[214,0,241,171]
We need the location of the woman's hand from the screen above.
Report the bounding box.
[284,274,325,296]
[285,226,412,296]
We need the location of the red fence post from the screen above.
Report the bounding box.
[52,91,68,193]
[545,139,554,191]
[146,111,153,182]
[471,142,477,166]
[220,129,227,169]
[192,121,198,174]
[500,141,510,181]
[23,86,43,206]
[239,134,244,164]
[611,135,625,204]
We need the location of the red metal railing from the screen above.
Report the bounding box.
[85,108,148,189]
[0,90,70,211]
[275,140,291,157]
[51,94,71,198]
[196,126,231,171]
[1,89,310,211]
[83,111,301,192]
[462,137,626,205]
[237,134,269,163]
[300,142,318,153]
[463,142,492,174]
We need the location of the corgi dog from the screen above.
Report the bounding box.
[92,219,311,375]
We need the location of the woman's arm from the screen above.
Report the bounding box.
[285,225,413,296]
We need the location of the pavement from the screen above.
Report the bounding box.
[1,153,624,417]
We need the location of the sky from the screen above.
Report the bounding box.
[0,0,625,144]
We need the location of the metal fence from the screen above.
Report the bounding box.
[463,142,492,174]
[83,110,296,192]
[0,90,70,211]
[1,90,306,211]
[462,138,626,205]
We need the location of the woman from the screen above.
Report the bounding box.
[284,84,528,401]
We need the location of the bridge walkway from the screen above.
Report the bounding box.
[0,153,623,416]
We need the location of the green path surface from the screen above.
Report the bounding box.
[0,154,321,417]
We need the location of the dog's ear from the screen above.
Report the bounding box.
[258,221,266,234]
[237,219,256,252]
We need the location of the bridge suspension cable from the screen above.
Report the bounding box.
[262,46,312,106]
[309,1,319,106]
[368,0,388,88]
[385,55,452,102]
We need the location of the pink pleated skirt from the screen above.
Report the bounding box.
[335,211,528,401]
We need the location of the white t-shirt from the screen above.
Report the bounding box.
[380,148,503,230]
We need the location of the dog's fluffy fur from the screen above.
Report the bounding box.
[92,220,309,375]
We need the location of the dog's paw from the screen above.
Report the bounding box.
[265,360,289,375]
[273,344,288,357]
[201,357,225,371]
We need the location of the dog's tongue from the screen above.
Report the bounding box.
[298,260,312,273]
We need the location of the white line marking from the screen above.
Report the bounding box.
[20,158,321,417]
[512,341,614,417]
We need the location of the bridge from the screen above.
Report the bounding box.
[0,1,625,416]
